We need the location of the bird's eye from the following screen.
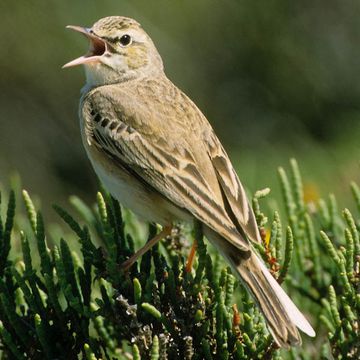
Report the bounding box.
[119,34,132,46]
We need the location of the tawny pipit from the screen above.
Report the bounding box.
[64,16,315,347]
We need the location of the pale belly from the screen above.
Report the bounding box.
[85,142,191,225]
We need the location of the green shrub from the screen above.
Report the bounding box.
[0,159,358,359]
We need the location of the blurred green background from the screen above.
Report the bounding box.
[1,0,360,213]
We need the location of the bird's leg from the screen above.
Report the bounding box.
[185,239,198,273]
[185,220,202,272]
[122,225,172,271]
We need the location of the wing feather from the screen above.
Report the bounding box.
[82,92,250,252]
[207,134,262,244]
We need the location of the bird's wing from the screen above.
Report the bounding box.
[206,132,262,244]
[81,85,250,252]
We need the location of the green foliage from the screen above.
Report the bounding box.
[0,159,359,359]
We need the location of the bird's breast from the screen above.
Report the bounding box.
[80,122,190,225]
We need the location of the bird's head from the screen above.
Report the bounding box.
[63,16,164,87]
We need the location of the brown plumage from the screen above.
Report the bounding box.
[64,16,315,347]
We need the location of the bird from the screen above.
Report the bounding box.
[63,16,315,348]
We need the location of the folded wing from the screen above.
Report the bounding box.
[207,133,262,244]
[82,87,250,252]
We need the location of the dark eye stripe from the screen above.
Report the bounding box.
[99,36,140,46]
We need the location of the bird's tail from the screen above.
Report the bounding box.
[232,250,315,347]
[205,227,315,348]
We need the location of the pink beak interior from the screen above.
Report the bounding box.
[63,25,106,68]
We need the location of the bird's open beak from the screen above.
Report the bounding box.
[63,26,107,68]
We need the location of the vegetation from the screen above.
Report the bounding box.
[0,159,358,359]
